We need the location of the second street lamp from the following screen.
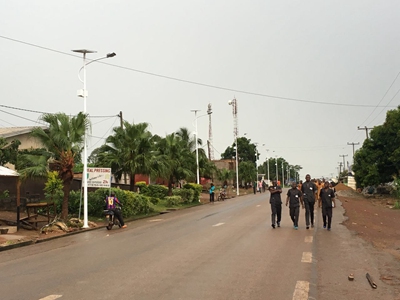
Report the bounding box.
[72,49,116,228]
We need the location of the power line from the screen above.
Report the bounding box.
[0,109,44,125]
[359,71,400,126]
[0,104,47,114]
[0,104,117,118]
[0,34,397,108]
[366,87,400,126]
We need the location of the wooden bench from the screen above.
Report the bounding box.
[24,202,56,230]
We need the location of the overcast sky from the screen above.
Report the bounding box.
[1,1,399,180]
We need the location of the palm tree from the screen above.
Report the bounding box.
[216,168,234,187]
[199,150,216,179]
[26,112,89,219]
[156,133,195,195]
[97,121,156,190]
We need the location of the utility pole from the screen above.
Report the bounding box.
[338,162,343,177]
[357,126,373,139]
[119,111,123,129]
[339,154,348,173]
[347,142,359,158]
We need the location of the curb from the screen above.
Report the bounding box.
[0,240,35,252]
[0,225,105,252]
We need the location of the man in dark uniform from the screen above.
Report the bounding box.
[320,181,336,231]
[268,180,282,228]
[286,182,304,230]
[301,174,318,229]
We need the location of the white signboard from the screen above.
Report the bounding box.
[87,168,112,188]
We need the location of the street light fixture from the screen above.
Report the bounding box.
[191,109,201,186]
[72,49,116,228]
[191,110,211,191]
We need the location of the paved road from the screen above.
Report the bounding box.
[0,190,399,300]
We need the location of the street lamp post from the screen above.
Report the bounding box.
[72,49,116,228]
[191,110,212,188]
[191,110,200,185]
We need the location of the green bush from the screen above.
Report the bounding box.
[142,184,168,199]
[136,181,148,193]
[183,183,202,201]
[173,188,195,203]
[0,190,9,199]
[165,196,182,206]
[149,196,159,205]
[88,188,153,218]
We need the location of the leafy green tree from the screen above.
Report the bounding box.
[238,161,256,183]
[221,137,258,163]
[0,137,21,166]
[97,121,157,190]
[23,112,89,219]
[155,133,195,195]
[199,151,216,179]
[353,106,400,187]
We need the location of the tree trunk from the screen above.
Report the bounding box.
[129,172,136,191]
[168,175,174,196]
[61,180,71,220]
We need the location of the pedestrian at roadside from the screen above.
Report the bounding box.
[253,181,257,194]
[209,183,215,203]
[320,181,336,230]
[316,179,323,208]
[262,180,267,192]
[329,182,337,196]
[268,180,282,228]
[301,174,318,229]
[297,180,303,191]
[258,180,262,193]
[286,182,304,229]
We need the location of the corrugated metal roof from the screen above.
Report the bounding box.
[0,166,19,176]
[0,126,47,138]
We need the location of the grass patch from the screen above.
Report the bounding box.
[394,200,400,209]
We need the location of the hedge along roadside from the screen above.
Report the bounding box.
[45,184,202,219]
[183,183,202,202]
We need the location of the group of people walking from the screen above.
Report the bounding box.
[269,174,336,230]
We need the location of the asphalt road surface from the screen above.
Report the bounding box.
[1,190,399,300]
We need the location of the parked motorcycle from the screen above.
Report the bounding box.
[104,207,122,230]
[217,189,227,201]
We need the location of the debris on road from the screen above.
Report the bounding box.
[348,274,354,281]
[366,273,378,289]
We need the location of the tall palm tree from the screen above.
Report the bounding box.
[175,127,201,152]
[97,121,156,190]
[27,112,89,219]
[156,133,195,195]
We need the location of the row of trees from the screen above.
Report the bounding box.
[353,106,400,187]
[221,137,302,184]
[2,113,301,219]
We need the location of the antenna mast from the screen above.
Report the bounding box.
[232,98,238,138]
